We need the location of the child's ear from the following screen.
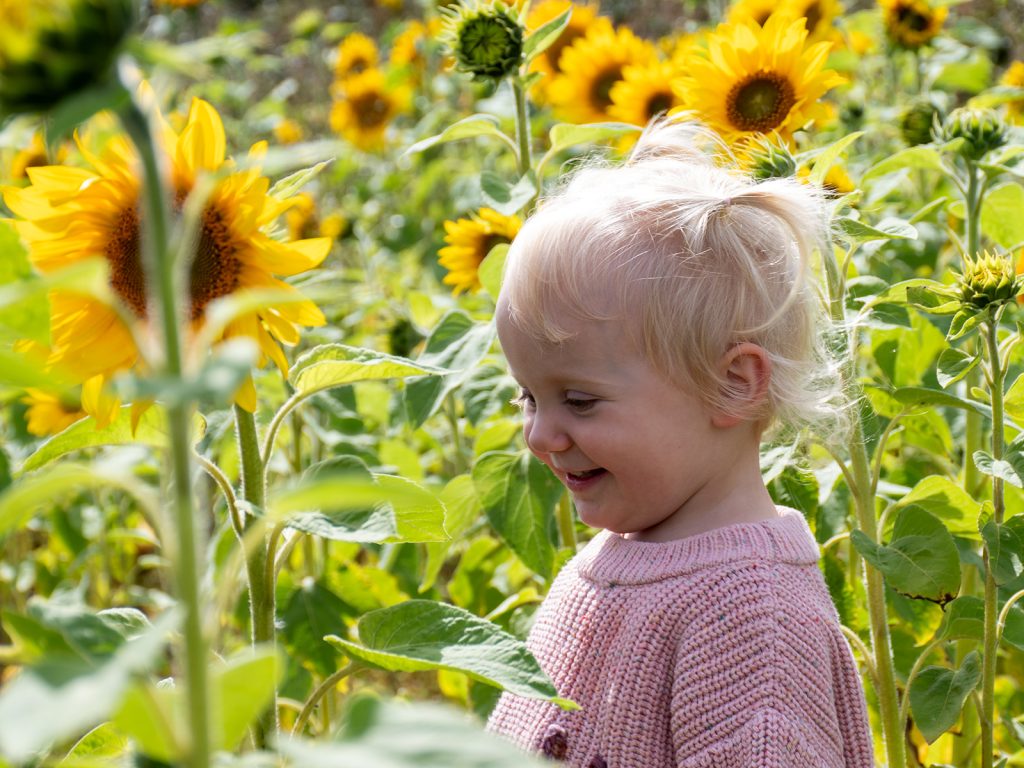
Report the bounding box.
[712,342,771,428]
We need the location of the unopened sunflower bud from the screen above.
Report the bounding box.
[0,0,134,117]
[959,250,1020,310]
[441,0,525,82]
[899,99,941,146]
[940,107,1008,161]
[744,136,797,181]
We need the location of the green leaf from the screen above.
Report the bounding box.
[0,220,48,345]
[838,216,918,243]
[0,610,176,764]
[935,596,984,642]
[0,462,160,540]
[281,579,351,675]
[538,122,641,174]
[936,347,981,389]
[21,406,206,473]
[981,182,1024,250]
[405,114,517,156]
[973,450,1024,489]
[478,244,509,300]
[522,7,571,62]
[851,506,961,605]
[267,160,332,200]
[47,79,131,145]
[62,722,130,766]
[290,344,447,399]
[909,651,981,744]
[112,683,178,762]
[896,476,979,537]
[422,474,485,592]
[864,145,946,180]
[1004,373,1024,425]
[326,600,570,705]
[980,514,1024,586]
[479,171,536,216]
[403,311,495,427]
[947,309,983,342]
[934,52,992,94]
[803,131,864,186]
[473,451,561,579]
[769,465,818,516]
[278,696,552,768]
[213,648,282,751]
[892,386,991,419]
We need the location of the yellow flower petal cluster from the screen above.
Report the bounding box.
[728,0,842,44]
[22,388,86,436]
[3,97,330,425]
[7,131,68,182]
[525,0,608,99]
[878,0,946,49]
[335,32,380,81]
[330,68,410,151]
[549,24,657,123]
[439,208,521,295]
[675,12,845,146]
[1002,61,1024,124]
[609,60,685,127]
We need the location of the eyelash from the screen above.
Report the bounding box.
[510,391,596,413]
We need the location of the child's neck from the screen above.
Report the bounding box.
[624,453,778,543]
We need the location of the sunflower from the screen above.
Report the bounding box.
[438,207,521,295]
[548,24,657,124]
[1002,61,1024,124]
[8,131,67,181]
[330,68,409,151]
[335,32,380,81]
[728,0,842,44]
[609,60,685,126]
[878,0,946,49]
[525,0,607,86]
[675,12,844,146]
[273,118,304,145]
[22,388,86,436]
[3,97,330,423]
[798,163,855,195]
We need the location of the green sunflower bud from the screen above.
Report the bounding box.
[959,250,1020,310]
[744,136,797,181]
[899,99,941,146]
[0,0,134,117]
[940,107,1008,161]
[441,0,525,82]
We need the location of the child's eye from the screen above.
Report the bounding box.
[511,389,535,410]
[565,396,596,413]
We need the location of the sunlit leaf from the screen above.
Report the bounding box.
[895,476,979,537]
[980,182,1024,250]
[973,450,1024,489]
[405,115,518,156]
[936,347,981,389]
[909,651,981,743]
[864,145,946,179]
[980,514,1024,586]
[522,7,571,61]
[326,600,571,705]
[290,344,447,399]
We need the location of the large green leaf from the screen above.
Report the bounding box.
[837,216,917,244]
[0,462,160,539]
[21,406,206,473]
[405,114,518,156]
[980,514,1024,586]
[934,596,984,642]
[980,182,1024,249]
[851,506,961,605]
[278,696,551,768]
[289,344,447,399]
[472,451,561,579]
[326,600,571,705]
[1004,372,1024,425]
[895,476,980,537]
[0,610,175,763]
[537,122,640,174]
[404,311,496,428]
[280,579,351,675]
[909,651,981,744]
[974,450,1024,489]
[863,145,946,180]
[522,6,571,61]
[421,474,484,592]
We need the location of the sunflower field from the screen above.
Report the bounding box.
[0,0,1023,765]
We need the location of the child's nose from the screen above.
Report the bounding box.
[524,409,572,456]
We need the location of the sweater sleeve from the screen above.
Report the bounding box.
[669,562,869,768]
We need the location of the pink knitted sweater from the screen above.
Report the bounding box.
[487,507,874,768]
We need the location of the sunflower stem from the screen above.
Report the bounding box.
[981,315,1006,768]
[117,90,211,768]
[233,403,278,748]
[512,76,532,180]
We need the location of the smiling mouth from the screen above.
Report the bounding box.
[565,468,606,482]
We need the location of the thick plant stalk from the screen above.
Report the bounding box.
[118,94,211,768]
[822,247,906,768]
[234,404,277,747]
[980,318,1006,768]
[512,76,532,178]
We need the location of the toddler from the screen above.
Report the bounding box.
[486,119,874,768]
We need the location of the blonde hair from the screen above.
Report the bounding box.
[500,118,846,438]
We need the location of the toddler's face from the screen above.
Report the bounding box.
[496,303,744,542]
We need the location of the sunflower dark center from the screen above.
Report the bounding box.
[726,70,796,133]
[106,205,148,318]
[803,1,823,34]
[896,5,930,31]
[353,92,390,128]
[645,91,673,119]
[591,65,625,111]
[479,233,510,263]
[189,202,243,321]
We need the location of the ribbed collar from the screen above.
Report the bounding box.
[574,507,820,586]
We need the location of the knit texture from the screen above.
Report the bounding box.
[487,508,875,768]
